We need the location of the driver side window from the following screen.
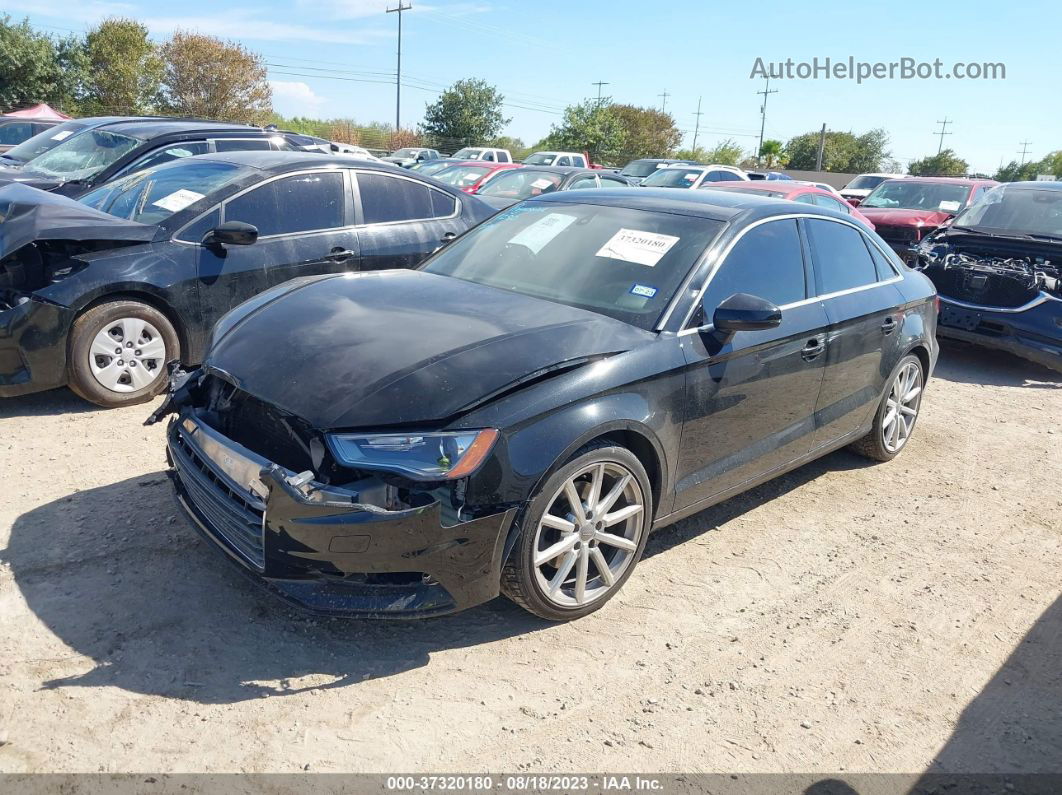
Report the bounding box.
[697,219,807,325]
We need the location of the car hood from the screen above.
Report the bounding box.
[206,269,653,429]
[0,165,62,192]
[858,207,953,227]
[0,182,157,262]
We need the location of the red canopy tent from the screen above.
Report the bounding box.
[2,103,72,121]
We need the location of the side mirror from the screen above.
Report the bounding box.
[205,221,258,247]
[710,292,782,333]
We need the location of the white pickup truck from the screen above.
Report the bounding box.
[523,151,589,168]
[451,146,513,163]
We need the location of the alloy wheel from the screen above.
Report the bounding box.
[88,317,167,393]
[532,461,645,608]
[882,360,922,453]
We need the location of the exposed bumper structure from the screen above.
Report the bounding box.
[937,295,1062,373]
[167,411,517,618]
[0,294,73,397]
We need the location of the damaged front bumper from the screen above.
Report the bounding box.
[937,294,1062,373]
[0,292,74,397]
[166,410,517,618]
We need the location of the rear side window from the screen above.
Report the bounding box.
[568,176,598,190]
[214,138,271,152]
[497,151,511,163]
[865,238,898,281]
[358,172,455,224]
[702,219,806,312]
[225,172,344,236]
[599,175,629,187]
[708,170,741,182]
[804,218,879,294]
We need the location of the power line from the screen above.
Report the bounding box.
[691,96,703,152]
[1018,140,1033,165]
[934,117,952,154]
[386,1,412,129]
[658,90,671,113]
[592,81,610,104]
[755,77,778,165]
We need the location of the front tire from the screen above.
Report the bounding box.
[67,300,180,408]
[501,442,653,621]
[849,354,924,462]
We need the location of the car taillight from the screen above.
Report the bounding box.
[934,296,941,314]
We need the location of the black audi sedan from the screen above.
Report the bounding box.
[0,152,492,407]
[157,188,938,621]
[473,166,633,210]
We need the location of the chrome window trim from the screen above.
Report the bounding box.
[940,292,1059,313]
[351,168,462,228]
[663,212,903,334]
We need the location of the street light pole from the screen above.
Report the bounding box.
[386,2,412,131]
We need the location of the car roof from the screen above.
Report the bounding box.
[892,176,997,186]
[72,116,272,139]
[512,165,595,175]
[999,181,1062,191]
[705,182,801,194]
[177,150,417,174]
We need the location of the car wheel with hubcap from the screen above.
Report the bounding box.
[67,300,180,408]
[502,442,652,621]
[849,353,924,462]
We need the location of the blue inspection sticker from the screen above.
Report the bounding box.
[630,284,658,298]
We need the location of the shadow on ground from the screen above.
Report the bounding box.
[934,339,1062,389]
[0,387,107,419]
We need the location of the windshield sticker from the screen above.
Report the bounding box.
[630,284,658,298]
[50,130,73,141]
[596,228,680,267]
[152,188,205,213]
[509,212,578,254]
[684,173,699,180]
[938,200,961,212]
[531,178,554,190]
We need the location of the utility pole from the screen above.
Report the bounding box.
[933,117,952,154]
[592,81,610,105]
[386,1,412,132]
[1018,140,1032,165]
[691,96,703,153]
[814,123,827,171]
[658,90,670,113]
[756,77,778,166]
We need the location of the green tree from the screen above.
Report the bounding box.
[421,78,509,144]
[674,139,746,165]
[53,34,90,113]
[541,98,626,163]
[758,138,785,168]
[160,32,271,123]
[82,18,162,114]
[610,104,682,164]
[994,151,1062,182]
[908,149,969,177]
[487,135,528,159]
[785,128,891,172]
[0,16,62,111]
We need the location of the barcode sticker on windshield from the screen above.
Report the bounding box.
[509,212,577,254]
[152,189,205,213]
[596,228,680,267]
[938,200,961,212]
[51,130,73,141]
[531,178,554,189]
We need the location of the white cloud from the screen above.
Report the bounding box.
[142,12,392,44]
[269,81,328,116]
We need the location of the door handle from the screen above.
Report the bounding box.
[801,337,826,361]
[327,248,355,262]
[881,316,897,335]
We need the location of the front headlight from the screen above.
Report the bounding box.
[326,429,499,481]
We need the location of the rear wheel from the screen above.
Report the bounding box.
[501,443,652,621]
[67,300,179,408]
[849,354,924,462]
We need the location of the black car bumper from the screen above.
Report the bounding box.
[937,295,1062,373]
[0,294,74,397]
[167,411,517,618]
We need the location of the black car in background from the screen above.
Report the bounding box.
[158,189,938,621]
[619,158,700,185]
[0,116,63,154]
[914,181,1062,372]
[0,117,299,198]
[0,152,493,407]
[474,166,633,210]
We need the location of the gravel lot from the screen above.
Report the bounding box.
[1,341,1059,774]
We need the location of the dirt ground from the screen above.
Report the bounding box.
[1,340,1059,775]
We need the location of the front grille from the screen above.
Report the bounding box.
[875,224,919,246]
[207,381,316,474]
[172,430,266,570]
[927,266,1039,308]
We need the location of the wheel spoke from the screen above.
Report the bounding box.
[574,545,589,604]
[903,385,921,403]
[585,463,604,515]
[540,513,575,533]
[603,503,643,527]
[882,408,897,430]
[548,551,577,596]
[90,334,117,358]
[595,531,637,552]
[534,534,578,568]
[590,547,614,587]
[126,362,156,390]
[91,360,125,390]
[595,473,631,515]
[899,404,917,417]
[563,479,587,524]
[119,317,147,346]
[138,337,167,361]
[890,411,901,447]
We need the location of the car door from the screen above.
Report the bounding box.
[675,218,830,510]
[193,169,358,332]
[352,170,463,271]
[802,217,907,450]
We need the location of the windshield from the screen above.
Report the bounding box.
[845,175,890,191]
[1,120,89,164]
[641,168,704,188]
[434,164,490,188]
[79,160,247,225]
[452,148,483,160]
[861,181,969,213]
[478,169,563,199]
[24,129,141,181]
[391,148,420,158]
[415,160,456,176]
[620,160,665,178]
[954,186,1062,239]
[524,153,557,165]
[423,202,724,329]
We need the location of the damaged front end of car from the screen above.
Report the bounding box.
[150,367,521,618]
[914,234,1062,372]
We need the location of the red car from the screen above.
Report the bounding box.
[698,181,877,231]
[432,161,522,194]
[856,177,998,261]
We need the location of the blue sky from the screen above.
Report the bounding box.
[6,0,1054,172]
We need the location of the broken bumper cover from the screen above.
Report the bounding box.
[0,295,74,397]
[937,294,1062,372]
[166,411,517,618]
